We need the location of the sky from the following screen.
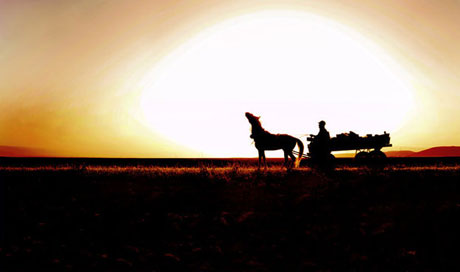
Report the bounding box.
[0,0,459,157]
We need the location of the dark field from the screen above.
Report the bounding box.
[1,158,459,271]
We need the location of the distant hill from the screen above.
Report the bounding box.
[411,146,460,157]
[385,150,416,157]
[0,146,52,157]
[387,146,460,157]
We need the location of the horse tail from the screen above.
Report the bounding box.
[295,138,304,168]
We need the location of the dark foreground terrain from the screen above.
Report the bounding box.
[1,158,459,271]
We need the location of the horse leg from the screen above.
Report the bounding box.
[288,150,297,168]
[283,150,289,169]
[262,151,267,170]
[258,149,263,170]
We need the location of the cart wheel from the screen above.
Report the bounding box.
[355,151,368,161]
[369,150,386,159]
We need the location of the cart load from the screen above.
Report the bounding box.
[307,131,392,160]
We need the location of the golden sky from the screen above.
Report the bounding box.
[0,0,459,157]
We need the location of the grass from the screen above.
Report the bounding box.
[1,162,459,271]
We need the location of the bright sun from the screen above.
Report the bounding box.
[139,10,414,157]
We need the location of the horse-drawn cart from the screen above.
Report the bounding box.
[296,132,392,160]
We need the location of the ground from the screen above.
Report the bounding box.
[0,158,459,271]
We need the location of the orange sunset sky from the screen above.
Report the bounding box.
[0,0,459,157]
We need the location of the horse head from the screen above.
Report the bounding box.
[245,112,261,127]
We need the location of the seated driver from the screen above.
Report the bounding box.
[309,120,331,158]
[317,120,330,144]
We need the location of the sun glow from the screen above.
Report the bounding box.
[139,10,414,157]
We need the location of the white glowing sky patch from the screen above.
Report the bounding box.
[139,10,414,157]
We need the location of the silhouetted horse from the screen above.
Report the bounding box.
[245,112,304,169]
